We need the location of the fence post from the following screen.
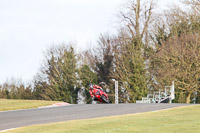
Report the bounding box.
[115,80,118,104]
[170,81,175,103]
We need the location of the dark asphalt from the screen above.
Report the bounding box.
[0,104,190,131]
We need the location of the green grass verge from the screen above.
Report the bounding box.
[3,105,200,133]
[0,99,58,111]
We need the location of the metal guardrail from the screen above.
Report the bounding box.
[136,81,175,104]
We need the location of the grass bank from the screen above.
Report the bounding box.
[4,105,200,133]
[0,99,58,111]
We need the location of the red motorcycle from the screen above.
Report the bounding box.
[89,86,109,104]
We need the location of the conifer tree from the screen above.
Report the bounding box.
[34,44,78,103]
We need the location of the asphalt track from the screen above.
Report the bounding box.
[0,104,190,131]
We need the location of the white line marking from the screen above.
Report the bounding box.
[0,103,71,113]
[0,128,18,132]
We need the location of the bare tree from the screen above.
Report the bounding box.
[150,33,200,103]
[110,0,155,102]
[185,0,200,14]
[120,0,155,45]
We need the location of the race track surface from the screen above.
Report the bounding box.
[0,104,190,131]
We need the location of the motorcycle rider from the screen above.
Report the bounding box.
[89,84,103,101]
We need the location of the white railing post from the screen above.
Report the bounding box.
[170,81,175,103]
[115,80,118,104]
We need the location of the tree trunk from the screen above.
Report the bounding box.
[136,0,140,40]
[186,92,192,104]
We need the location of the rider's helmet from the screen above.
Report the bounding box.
[99,82,106,87]
[89,83,93,89]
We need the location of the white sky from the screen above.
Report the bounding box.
[0,0,181,84]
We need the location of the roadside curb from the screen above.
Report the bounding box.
[38,102,70,108]
[53,102,70,106]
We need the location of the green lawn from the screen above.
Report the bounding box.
[0,99,58,111]
[4,105,200,133]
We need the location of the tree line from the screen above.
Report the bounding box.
[1,0,200,104]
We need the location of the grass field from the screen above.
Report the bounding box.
[0,99,58,111]
[3,105,200,133]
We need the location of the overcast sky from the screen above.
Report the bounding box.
[0,0,181,84]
